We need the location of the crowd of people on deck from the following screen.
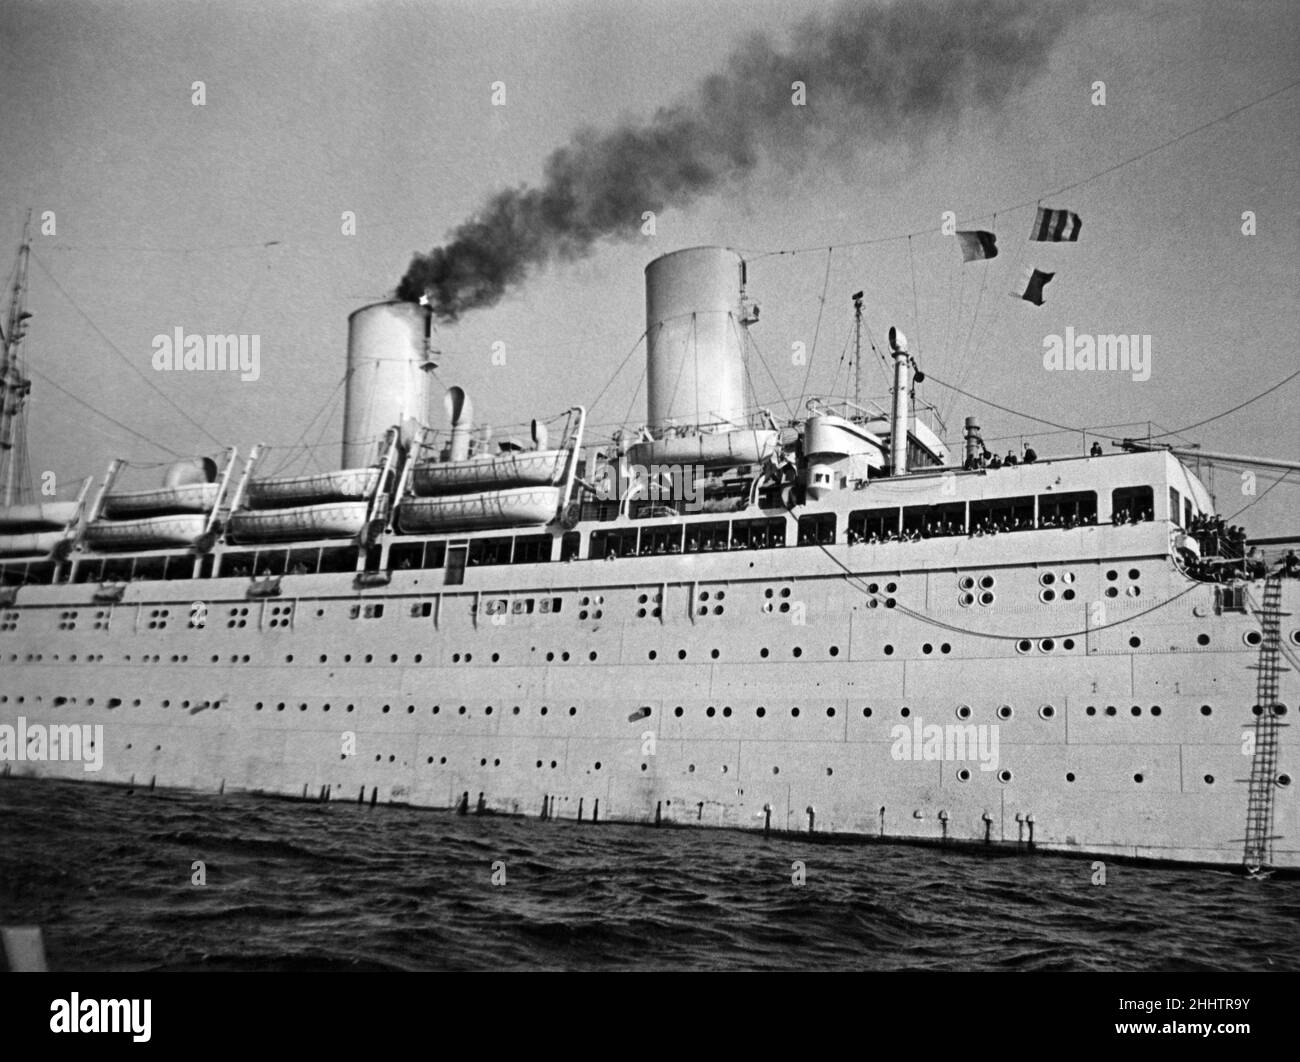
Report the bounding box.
[963,444,1038,471]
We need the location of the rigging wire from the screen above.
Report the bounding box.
[795,248,834,407]
[29,251,226,449]
[1147,368,1300,438]
[25,366,185,457]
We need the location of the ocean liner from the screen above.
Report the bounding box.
[1,239,1296,874]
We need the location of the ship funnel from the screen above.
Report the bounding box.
[162,456,217,488]
[343,300,432,469]
[645,247,754,433]
[888,326,910,476]
[445,386,473,462]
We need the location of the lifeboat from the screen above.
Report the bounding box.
[626,429,778,470]
[101,481,220,518]
[0,501,81,531]
[227,500,370,543]
[0,529,69,556]
[411,449,566,496]
[83,514,209,551]
[397,486,562,534]
[245,467,379,508]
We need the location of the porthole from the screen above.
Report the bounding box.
[1150,705,1161,716]
[673,706,683,717]
[1039,589,1056,603]
[1106,570,1118,581]
[1062,638,1075,650]
[1291,630,1300,646]
[1039,572,1056,587]
[922,643,933,655]
[723,706,732,717]
[678,649,687,660]
[1125,586,1141,598]
[1038,704,1056,720]
[1129,636,1141,648]
[1105,706,1117,716]
[979,591,995,606]
[772,766,780,775]
[1085,706,1096,716]
[1278,774,1293,788]
[997,769,1012,783]
[867,582,879,594]
[1128,568,1140,580]
[1105,587,1118,598]
[706,706,716,718]
[711,648,720,659]
[959,592,975,607]
[883,644,894,656]
[956,704,971,720]
[825,707,835,718]
[956,768,970,782]
[979,575,995,590]
[940,643,951,654]
[899,706,910,718]
[1061,572,1076,584]
[1204,774,1214,785]
[1244,630,1262,647]
[648,650,657,661]
[829,645,839,657]
[862,707,872,718]
[1130,705,1141,716]
[756,706,766,718]
[1274,704,1289,717]
[1040,638,1055,652]
[1200,705,1212,716]
[540,706,548,716]
[780,588,790,599]
[1062,589,1076,601]
[997,704,1013,720]
[1133,773,1144,784]
[791,707,800,718]
[760,647,770,659]
[1017,639,1033,654]
[885,582,897,594]
[958,576,975,591]
[1197,633,1210,646]
[1065,772,1075,782]
[792,647,802,658]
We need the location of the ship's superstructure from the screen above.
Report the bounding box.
[1,244,1296,874]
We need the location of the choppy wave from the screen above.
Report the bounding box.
[1,779,1297,971]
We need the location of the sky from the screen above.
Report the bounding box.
[1,0,1297,534]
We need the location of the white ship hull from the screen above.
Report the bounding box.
[1,519,1295,871]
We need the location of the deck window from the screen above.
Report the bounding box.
[901,502,965,538]
[1039,490,1097,528]
[683,521,730,553]
[1112,486,1154,524]
[848,508,900,543]
[560,531,581,562]
[969,495,1034,534]
[512,535,553,564]
[467,537,511,566]
[731,517,786,550]
[638,524,683,556]
[797,513,837,546]
[444,545,467,585]
[1168,487,1182,527]
[591,528,638,560]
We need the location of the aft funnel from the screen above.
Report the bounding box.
[342,301,432,469]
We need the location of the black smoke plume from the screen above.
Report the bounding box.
[398,0,1078,318]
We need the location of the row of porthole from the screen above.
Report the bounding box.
[1016,637,1078,653]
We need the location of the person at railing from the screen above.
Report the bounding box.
[1090,441,1103,456]
[1279,549,1299,577]
[988,453,1003,469]
[1004,451,1018,466]
[1023,445,1037,463]
[1113,507,1129,525]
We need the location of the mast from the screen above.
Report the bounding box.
[0,211,34,507]
[851,290,864,409]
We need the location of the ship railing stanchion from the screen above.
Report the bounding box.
[194,445,238,577]
[387,425,426,535]
[53,474,94,583]
[68,458,123,583]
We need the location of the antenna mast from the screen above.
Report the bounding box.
[851,290,864,409]
[0,211,34,507]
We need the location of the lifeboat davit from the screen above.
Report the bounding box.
[397,486,562,534]
[227,501,370,543]
[245,468,380,509]
[411,449,566,496]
